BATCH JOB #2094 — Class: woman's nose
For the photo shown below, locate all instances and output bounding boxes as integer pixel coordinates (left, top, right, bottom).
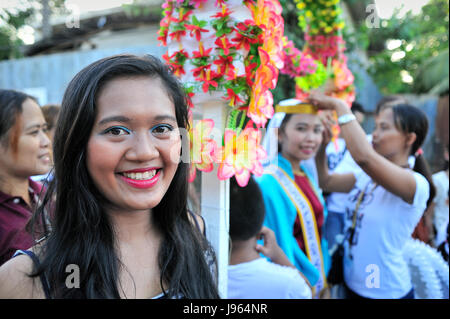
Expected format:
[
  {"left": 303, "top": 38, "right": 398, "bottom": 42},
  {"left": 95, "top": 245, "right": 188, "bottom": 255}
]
[
  {"left": 126, "top": 133, "right": 159, "bottom": 161},
  {"left": 372, "top": 128, "right": 379, "bottom": 140},
  {"left": 40, "top": 130, "right": 51, "bottom": 148},
  {"left": 305, "top": 130, "right": 318, "bottom": 142}
]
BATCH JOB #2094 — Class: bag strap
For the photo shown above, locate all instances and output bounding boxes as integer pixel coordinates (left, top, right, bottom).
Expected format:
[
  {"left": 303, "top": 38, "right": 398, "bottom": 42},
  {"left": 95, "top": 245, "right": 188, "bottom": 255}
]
[{"left": 347, "top": 182, "right": 378, "bottom": 248}]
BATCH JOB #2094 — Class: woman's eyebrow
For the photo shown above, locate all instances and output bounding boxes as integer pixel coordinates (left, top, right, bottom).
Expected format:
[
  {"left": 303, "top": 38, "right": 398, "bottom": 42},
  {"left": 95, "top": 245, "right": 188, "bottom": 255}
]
[
  {"left": 97, "top": 115, "right": 177, "bottom": 126},
  {"left": 98, "top": 115, "right": 131, "bottom": 126},
  {"left": 24, "top": 123, "right": 47, "bottom": 131},
  {"left": 294, "top": 122, "right": 309, "bottom": 126},
  {"left": 154, "top": 115, "right": 177, "bottom": 123}
]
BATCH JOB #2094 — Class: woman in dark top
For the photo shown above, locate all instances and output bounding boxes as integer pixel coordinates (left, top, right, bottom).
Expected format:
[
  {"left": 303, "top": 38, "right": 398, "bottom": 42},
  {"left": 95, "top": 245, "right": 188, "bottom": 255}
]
[
  {"left": 0, "top": 54, "right": 219, "bottom": 299},
  {"left": 0, "top": 90, "right": 51, "bottom": 266}
]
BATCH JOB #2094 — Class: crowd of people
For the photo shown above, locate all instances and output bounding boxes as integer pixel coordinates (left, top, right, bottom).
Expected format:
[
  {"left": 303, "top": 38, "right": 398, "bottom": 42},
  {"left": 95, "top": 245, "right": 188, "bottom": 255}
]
[{"left": 0, "top": 53, "right": 448, "bottom": 299}]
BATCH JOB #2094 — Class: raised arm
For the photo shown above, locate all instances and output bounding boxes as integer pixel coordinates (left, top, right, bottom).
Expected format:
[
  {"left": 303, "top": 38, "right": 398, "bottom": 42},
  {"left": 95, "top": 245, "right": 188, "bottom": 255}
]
[
  {"left": 308, "top": 93, "right": 418, "bottom": 204},
  {"left": 315, "top": 111, "right": 355, "bottom": 193}
]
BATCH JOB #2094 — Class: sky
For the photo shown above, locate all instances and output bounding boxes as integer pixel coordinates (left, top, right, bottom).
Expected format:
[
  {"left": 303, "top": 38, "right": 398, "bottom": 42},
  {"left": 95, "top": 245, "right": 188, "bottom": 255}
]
[
  {"left": 63, "top": 0, "right": 134, "bottom": 13},
  {"left": 374, "top": 0, "right": 431, "bottom": 19}
]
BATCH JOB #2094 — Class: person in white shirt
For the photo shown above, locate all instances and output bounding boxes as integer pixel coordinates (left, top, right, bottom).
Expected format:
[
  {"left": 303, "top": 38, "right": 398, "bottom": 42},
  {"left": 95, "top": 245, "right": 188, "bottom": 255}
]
[
  {"left": 227, "top": 177, "right": 312, "bottom": 299},
  {"left": 431, "top": 144, "right": 449, "bottom": 247},
  {"left": 324, "top": 101, "right": 368, "bottom": 250},
  {"left": 309, "top": 93, "right": 435, "bottom": 299}
]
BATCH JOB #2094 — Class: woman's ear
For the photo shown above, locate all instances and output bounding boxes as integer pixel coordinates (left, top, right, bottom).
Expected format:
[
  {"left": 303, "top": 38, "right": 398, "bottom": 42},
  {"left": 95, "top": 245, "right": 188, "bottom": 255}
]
[{"left": 405, "top": 132, "right": 417, "bottom": 149}]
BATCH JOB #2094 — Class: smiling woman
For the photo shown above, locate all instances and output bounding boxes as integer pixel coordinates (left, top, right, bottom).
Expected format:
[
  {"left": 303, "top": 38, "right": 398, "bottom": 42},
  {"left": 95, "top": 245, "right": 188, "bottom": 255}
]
[
  {"left": 87, "top": 76, "right": 182, "bottom": 214},
  {"left": 0, "top": 54, "right": 219, "bottom": 299}
]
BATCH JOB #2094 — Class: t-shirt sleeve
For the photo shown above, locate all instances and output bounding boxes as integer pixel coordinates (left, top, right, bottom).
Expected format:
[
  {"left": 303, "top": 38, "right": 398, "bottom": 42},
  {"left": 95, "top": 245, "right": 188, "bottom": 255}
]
[
  {"left": 431, "top": 172, "right": 446, "bottom": 204},
  {"left": 411, "top": 172, "right": 430, "bottom": 211},
  {"left": 286, "top": 271, "right": 312, "bottom": 299}
]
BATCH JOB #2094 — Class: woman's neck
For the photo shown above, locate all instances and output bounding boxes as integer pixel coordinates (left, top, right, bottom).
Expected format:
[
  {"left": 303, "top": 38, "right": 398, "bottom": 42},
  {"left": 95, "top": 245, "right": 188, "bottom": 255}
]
[
  {"left": 388, "top": 152, "right": 411, "bottom": 169},
  {"left": 108, "top": 209, "right": 158, "bottom": 245},
  {"left": 0, "top": 174, "right": 30, "bottom": 204},
  {"left": 281, "top": 151, "right": 301, "bottom": 173},
  {"left": 109, "top": 209, "right": 164, "bottom": 299}
]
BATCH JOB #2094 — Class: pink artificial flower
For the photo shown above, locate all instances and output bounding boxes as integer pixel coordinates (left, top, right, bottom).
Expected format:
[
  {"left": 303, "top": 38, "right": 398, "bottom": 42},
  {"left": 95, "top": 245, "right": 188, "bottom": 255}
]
[
  {"left": 188, "top": 118, "right": 219, "bottom": 182},
  {"left": 217, "top": 127, "right": 267, "bottom": 187},
  {"left": 189, "top": 0, "right": 208, "bottom": 8}
]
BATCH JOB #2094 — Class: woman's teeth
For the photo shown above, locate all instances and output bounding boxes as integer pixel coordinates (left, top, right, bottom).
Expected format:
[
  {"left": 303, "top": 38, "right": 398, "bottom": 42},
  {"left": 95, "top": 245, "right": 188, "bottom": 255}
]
[{"left": 122, "top": 170, "right": 157, "bottom": 180}]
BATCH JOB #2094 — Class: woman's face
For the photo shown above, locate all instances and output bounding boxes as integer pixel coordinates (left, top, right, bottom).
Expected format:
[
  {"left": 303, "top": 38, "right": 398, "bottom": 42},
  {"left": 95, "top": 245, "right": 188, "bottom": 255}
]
[
  {"left": 86, "top": 76, "right": 182, "bottom": 213},
  {"left": 0, "top": 98, "right": 51, "bottom": 179},
  {"left": 372, "top": 108, "right": 410, "bottom": 160},
  {"left": 279, "top": 113, "right": 323, "bottom": 163}
]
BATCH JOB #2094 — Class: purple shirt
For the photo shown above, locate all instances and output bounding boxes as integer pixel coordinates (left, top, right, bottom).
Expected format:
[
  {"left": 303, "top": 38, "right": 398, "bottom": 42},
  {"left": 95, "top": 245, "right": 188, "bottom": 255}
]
[{"left": 0, "top": 179, "right": 43, "bottom": 266}]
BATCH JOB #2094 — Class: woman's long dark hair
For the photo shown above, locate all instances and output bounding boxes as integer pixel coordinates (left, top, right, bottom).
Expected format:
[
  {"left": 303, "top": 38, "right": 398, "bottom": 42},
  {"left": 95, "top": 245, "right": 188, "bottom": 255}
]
[
  {"left": 378, "top": 103, "right": 436, "bottom": 207},
  {"left": 30, "top": 54, "right": 219, "bottom": 298}
]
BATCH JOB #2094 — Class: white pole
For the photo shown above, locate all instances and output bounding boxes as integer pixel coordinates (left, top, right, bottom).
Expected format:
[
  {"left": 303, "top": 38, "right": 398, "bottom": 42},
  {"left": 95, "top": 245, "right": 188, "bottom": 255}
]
[{"left": 197, "top": 97, "right": 230, "bottom": 299}]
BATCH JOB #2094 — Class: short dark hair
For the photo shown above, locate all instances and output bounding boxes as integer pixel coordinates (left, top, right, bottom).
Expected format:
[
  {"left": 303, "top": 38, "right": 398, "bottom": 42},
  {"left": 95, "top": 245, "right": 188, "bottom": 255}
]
[{"left": 229, "top": 177, "right": 266, "bottom": 241}]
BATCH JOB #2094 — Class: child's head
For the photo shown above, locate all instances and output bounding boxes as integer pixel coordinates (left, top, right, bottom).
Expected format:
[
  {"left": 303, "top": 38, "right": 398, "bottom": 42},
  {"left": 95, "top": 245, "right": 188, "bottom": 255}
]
[{"left": 229, "top": 176, "right": 265, "bottom": 242}]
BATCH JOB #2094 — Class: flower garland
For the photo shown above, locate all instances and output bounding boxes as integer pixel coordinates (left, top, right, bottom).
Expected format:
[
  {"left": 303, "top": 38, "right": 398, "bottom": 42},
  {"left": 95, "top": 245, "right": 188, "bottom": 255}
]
[
  {"left": 158, "top": 0, "right": 284, "bottom": 187},
  {"left": 278, "top": 0, "right": 355, "bottom": 150},
  {"left": 292, "top": 0, "right": 355, "bottom": 106}
]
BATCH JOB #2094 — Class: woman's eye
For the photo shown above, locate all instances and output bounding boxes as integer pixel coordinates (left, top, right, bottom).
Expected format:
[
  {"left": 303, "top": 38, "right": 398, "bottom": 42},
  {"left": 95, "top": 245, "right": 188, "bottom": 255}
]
[
  {"left": 151, "top": 124, "right": 173, "bottom": 135},
  {"left": 296, "top": 126, "right": 307, "bottom": 132},
  {"left": 104, "top": 126, "right": 130, "bottom": 136}
]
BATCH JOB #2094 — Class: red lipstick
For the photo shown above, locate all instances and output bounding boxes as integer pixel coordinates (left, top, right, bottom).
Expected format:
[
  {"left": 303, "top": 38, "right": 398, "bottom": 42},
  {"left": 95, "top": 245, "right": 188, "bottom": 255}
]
[{"left": 118, "top": 168, "right": 161, "bottom": 189}]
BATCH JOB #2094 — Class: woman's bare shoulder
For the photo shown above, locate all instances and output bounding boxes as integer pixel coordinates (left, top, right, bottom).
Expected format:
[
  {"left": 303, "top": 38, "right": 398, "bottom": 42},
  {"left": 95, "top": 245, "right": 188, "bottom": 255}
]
[
  {"left": 0, "top": 252, "right": 45, "bottom": 299},
  {"left": 187, "top": 210, "right": 205, "bottom": 235}
]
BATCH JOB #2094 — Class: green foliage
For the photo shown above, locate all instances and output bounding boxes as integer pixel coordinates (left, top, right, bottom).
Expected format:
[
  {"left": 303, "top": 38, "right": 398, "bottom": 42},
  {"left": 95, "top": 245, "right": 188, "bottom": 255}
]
[
  {"left": 295, "top": 62, "right": 328, "bottom": 91},
  {"left": 0, "top": 0, "right": 68, "bottom": 61},
  {"left": 0, "top": 8, "right": 33, "bottom": 60},
  {"left": 346, "top": 0, "right": 449, "bottom": 94},
  {"left": 122, "top": 1, "right": 160, "bottom": 17}
]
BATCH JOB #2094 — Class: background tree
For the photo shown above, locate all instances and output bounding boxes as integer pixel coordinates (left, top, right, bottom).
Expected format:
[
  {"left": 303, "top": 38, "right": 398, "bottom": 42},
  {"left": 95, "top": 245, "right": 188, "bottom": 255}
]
[
  {"left": 345, "top": 0, "right": 449, "bottom": 95},
  {"left": 0, "top": 0, "right": 67, "bottom": 61},
  {"left": 0, "top": 7, "right": 33, "bottom": 60}
]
